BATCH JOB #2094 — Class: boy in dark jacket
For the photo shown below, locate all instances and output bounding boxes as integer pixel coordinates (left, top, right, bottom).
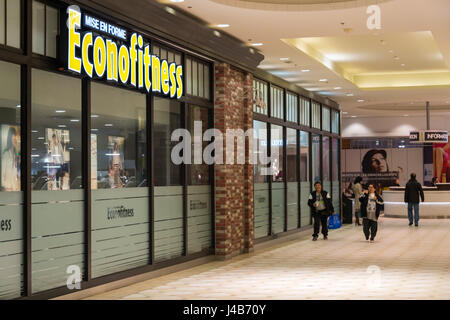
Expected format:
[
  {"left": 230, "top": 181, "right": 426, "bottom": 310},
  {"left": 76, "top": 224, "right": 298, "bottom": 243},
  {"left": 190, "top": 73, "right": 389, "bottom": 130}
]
[
  {"left": 359, "top": 184, "right": 384, "bottom": 242},
  {"left": 308, "top": 181, "right": 335, "bottom": 241},
  {"left": 404, "top": 173, "right": 424, "bottom": 227}
]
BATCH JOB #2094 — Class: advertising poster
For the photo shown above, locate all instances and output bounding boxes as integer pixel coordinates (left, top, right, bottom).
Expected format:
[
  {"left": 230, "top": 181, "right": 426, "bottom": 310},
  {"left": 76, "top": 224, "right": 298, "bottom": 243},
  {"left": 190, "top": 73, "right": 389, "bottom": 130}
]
[
  {"left": 45, "top": 128, "right": 70, "bottom": 190},
  {"left": 107, "top": 136, "right": 124, "bottom": 188},
  {"left": 433, "top": 142, "right": 450, "bottom": 183},
  {"left": 0, "top": 125, "right": 21, "bottom": 192}
]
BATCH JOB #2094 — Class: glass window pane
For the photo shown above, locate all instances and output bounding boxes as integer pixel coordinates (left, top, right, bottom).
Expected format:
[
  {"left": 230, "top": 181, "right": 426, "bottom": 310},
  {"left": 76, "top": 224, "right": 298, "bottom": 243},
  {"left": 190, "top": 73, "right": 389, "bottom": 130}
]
[
  {"left": 188, "top": 105, "right": 209, "bottom": 185},
  {"left": 332, "top": 138, "right": 340, "bottom": 213},
  {"left": 154, "top": 97, "right": 181, "bottom": 186},
  {"left": 204, "top": 64, "right": 210, "bottom": 100},
  {"left": 322, "top": 106, "right": 331, "bottom": 132},
  {"left": 300, "top": 131, "right": 310, "bottom": 226},
  {"left": 6, "top": 0, "right": 20, "bottom": 48},
  {"left": 253, "top": 120, "right": 269, "bottom": 238},
  {"left": 312, "top": 102, "right": 321, "bottom": 129},
  {"left": 91, "top": 82, "right": 148, "bottom": 277},
  {"left": 286, "top": 128, "right": 298, "bottom": 231},
  {"left": 31, "top": 69, "right": 84, "bottom": 293},
  {"left": 45, "top": 5, "right": 58, "bottom": 58},
  {"left": 160, "top": 48, "right": 167, "bottom": 61},
  {"left": 0, "top": 61, "right": 22, "bottom": 299},
  {"left": 175, "top": 53, "right": 181, "bottom": 65},
  {"left": 198, "top": 63, "right": 204, "bottom": 98},
  {"left": 192, "top": 60, "right": 198, "bottom": 96},
  {"left": 0, "top": 0, "right": 5, "bottom": 45},
  {"left": 312, "top": 134, "right": 321, "bottom": 183},
  {"left": 271, "top": 125, "right": 284, "bottom": 233},
  {"left": 32, "top": 0, "right": 45, "bottom": 55},
  {"left": 322, "top": 136, "right": 330, "bottom": 193},
  {"left": 186, "top": 58, "right": 192, "bottom": 95}
]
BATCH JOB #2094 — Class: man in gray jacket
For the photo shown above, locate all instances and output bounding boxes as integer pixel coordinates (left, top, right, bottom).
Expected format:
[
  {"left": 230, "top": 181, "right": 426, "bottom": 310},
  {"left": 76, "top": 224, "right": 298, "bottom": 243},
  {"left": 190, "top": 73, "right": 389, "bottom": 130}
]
[{"left": 404, "top": 173, "right": 425, "bottom": 227}]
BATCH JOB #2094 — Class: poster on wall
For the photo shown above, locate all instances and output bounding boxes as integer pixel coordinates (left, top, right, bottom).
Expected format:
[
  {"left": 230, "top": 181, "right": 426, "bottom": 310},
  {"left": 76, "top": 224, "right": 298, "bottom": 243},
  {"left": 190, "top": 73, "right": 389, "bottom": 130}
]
[
  {"left": 45, "top": 128, "right": 70, "bottom": 190},
  {"left": 107, "top": 136, "right": 125, "bottom": 188},
  {"left": 433, "top": 142, "right": 450, "bottom": 183},
  {"left": 0, "top": 125, "right": 21, "bottom": 192}
]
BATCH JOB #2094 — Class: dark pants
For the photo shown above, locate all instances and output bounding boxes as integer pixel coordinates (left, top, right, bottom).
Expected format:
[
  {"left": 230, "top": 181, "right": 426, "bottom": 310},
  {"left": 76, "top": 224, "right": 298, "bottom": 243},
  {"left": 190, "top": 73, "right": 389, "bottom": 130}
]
[
  {"left": 407, "top": 203, "right": 419, "bottom": 225},
  {"left": 313, "top": 212, "right": 329, "bottom": 238},
  {"left": 363, "top": 218, "right": 378, "bottom": 240}
]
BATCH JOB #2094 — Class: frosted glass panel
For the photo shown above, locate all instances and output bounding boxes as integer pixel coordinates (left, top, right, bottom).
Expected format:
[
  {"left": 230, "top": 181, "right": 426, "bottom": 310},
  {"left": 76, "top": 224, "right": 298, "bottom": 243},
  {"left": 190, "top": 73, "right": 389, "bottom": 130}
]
[
  {"left": 45, "top": 6, "right": 58, "bottom": 58},
  {"left": 32, "top": 0, "right": 45, "bottom": 55},
  {"left": 254, "top": 183, "right": 269, "bottom": 238},
  {"left": 186, "top": 58, "right": 192, "bottom": 95},
  {"left": 287, "top": 182, "right": 298, "bottom": 230},
  {"left": 192, "top": 60, "right": 198, "bottom": 96},
  {"left": 6, "top": 0, "right": 20, "bottom": 48},
  {"left": 300, "top": 182, "right": 311, "bottom": 226},
  {"left": 187, "top": 185, "right": 211, "bottom": 254},
  {"left": 154, "top": 186, "right": 183, "bottom": 262},
  {"left": 198, "top": 64, "right": 204, "bottom": 98},
  {"left": 204, "top": 65, "right": 210, "bottom": 99},
  {"left": 0, "top": 0, "right": 5, "bottom": 45},
  {"left": 322, "top": 107, "right": 331, "bottom": 132},
  {"left": 271, "top": 182, "right": 284, "bottom": 234}
]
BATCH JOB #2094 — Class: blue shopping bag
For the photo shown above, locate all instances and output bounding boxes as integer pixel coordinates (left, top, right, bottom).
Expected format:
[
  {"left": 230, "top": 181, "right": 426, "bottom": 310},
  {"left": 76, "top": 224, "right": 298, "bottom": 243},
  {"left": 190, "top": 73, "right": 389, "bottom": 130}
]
[{"left": 328, "top": 213, "right": 342, "bottom": 229}]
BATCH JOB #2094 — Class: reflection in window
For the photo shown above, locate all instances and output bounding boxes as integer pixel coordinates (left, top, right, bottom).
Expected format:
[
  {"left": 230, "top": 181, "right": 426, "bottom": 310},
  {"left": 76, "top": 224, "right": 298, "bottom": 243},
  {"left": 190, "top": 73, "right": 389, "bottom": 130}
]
[
  {"left": 153, "top": 97, "right": 181, "bottom": 186},
  {"left": 31, "top": 69, "right": 81, "bottom": 191},
  {"left": 91, "top": 82, "right": 146, "bottom": 189},
  {"left": 188, "top": 105, "right": 210, "bottom": 185},
  {"left": 253, "top": 120, "right": 268, "bottom": 183},
  {"left": 271, "top": 124, "right": 283, "bottom": 182}
]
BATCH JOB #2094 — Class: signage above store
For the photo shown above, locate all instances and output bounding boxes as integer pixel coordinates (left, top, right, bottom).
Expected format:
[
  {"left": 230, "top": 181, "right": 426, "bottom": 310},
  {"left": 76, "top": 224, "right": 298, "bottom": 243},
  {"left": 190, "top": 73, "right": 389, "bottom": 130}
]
[
  {"left": 64, "top": 7, "right": 183, "bottom": 99},
  {"left": 409, "top": 130, "right": 448, "bottom": 143}
]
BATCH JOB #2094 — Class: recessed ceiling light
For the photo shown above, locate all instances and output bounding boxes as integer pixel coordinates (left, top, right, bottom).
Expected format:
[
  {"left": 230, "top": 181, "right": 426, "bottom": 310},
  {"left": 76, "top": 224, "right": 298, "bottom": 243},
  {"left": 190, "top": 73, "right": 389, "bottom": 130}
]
[
  {"left": 250, "top": 43, "right": 263, "bottom": 46},
  {"left": 165, "top": 7, "right": 176, "bottom": 15},
  {"left": 104, "top": 124, "right": 113, "bottom": 127},
  {"left": 280, "top": 57, "right": 289, "bottom": 61},
  {"left": 216, "top": 24, "right": 230, "bottom": 28},
  {"left": 16, "top": 105, "right": 21, "bottom": 108},
  {"left": 388, "top": 50, "right": 394, "bottom": 53},
  {"left": 55, "top": 110, "right": 66, "bottom": 113},
  {"left": 70, "top": 119, "right": 79, "bottom": 122},
  {"left": 404, "top": 114, "right": 409, "bottom": 117},
  {"left": 91, "top": 114, "right": 99, "bottom": 118},
  {"left": 319, "top": 79, "right": 328, "bottom": 82},
  {"left": 357, "top": 99, "right": 365, "bottom": 102},
  {"left": 249, "top": 48, "right": 255, "bottom": 54},
  {"left": 301, "top": 69, "right": 310, "bottom": 72},
  {"left": 91, "top": 129, "right": 98, "bottom": 132},
  {"left": 351, "top": 115, "right": 357, "bottom": 118},
  {"left": 401, "top": 63, "right": 406, "bottom": 67},
  {"left": 170, "top": 0, "right": 184, "bottom": 2},
  {"left": 334, "top": 87, "right": 342, "bottom": 90},
  {"left": 38, "top": 137, "right": 44, "bottom": 140},
  {"left": 213, "top": 30, "right": 221, "bottom": 37},
  {"left": 346, "top": 93, "right": 354, "bottom": 97},
  {"left": 343, "top": 111, "right": 348, "bottom": 114},
  {"left": 58, "top": 125, "right": 67, "bottom": 128},
  {"left": 394, "top": 56, "right": 400, "bottom": 60}
]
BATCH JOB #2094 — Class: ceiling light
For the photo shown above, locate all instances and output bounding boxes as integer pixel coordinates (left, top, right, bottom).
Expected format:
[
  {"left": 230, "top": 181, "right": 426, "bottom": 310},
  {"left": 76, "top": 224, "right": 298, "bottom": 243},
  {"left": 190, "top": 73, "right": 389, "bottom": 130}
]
[
  {"left": 213, "top": 30, "right": 221, "bottom": 37},
  {"left": 346, "top": 93, "right": 354, "bottom": 97},
  {"left": 357, "top": 99, "right": 365, "bottom": 102},
  {"left": 170, "top": 0, "right": 184, "bottom": 2},
  {"left": 249, "top": 48, "right": 255, "bottom": 54},
  {"left": 38, "top": 137, "right": 44, "bottom": 140},
  {"left": 165, "top": 7, "right": 176, "bottom": 15},
  {"left": 250, "top": 43, "right": 263, "bottom": 46},
  {"left": 388, "top": 50, "right": 394, "bottom": 53},
  {"left": 394, "top": 56, "right": 400, "bottom": 60},
  {"left": 216, "top": 24, "right": 230, "bottom": 28},
  {"left": 104, "top": 124, "right": 113, "bottom": 127},
  {"left": 319, "top": 79, "right": 328, "bottom": 82},
  {"left": 301, "top": 69, "right": 310, "bottom": 72},
  {"left": 55, "top": 110, "right": 66, "bottom": 113},
  {"left": 91, "top": 114, "right": 99, "bottom": 118},
  {"left": 16, "top": 105, "right": 21, "bottom": 108},
  {"left": 58, "top": 125, "right": 67, "bottom": 128},
  {"left": 91, "top": 129, "right": 98, "bottom": 132},
  {"left": 280, "top": 57, "right": 290, "bottom": 61},
  {"left": 351, "top": 115, "right": 357, "bottom": 118},
  {"left": 334, "top": 87, "right": 342, "bottom": 90},
  {"left": 404, "top": 114, "right": 409, "bottom": 117},
  {"left": 343, "top": 111, "right": 348, "bottom": 114},
  {"left": 401, "top": 63, "right": 406, "bottom": 67},
  {"left": 70, "top": 119, "right": 79, "bottom": 122}
]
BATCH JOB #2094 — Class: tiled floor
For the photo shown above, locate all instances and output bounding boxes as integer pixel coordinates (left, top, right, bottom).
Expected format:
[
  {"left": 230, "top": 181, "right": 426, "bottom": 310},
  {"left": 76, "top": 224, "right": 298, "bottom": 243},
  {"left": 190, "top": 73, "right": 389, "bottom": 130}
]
[{"left": 85, "top": 218, "right": 450, "bottom": 300}]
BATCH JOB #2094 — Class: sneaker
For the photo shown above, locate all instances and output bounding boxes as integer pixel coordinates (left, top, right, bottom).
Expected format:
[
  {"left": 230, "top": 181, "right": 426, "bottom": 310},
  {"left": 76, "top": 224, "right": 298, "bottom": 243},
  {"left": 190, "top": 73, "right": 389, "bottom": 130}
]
[
  {"left": 323, "top": 236, "right": 328, "bottom": 240},
  {"left": 312, "top": 237, "right": 318, "bottom": 241},
  {"left": 366, "top": 237, "right": 369, "bottom": 241},
  {"left": 409, "top": 222, "right": 413, "bottom": 226},
  {"left": 415, "top": 224, "right": 418, "bottom": 227}
]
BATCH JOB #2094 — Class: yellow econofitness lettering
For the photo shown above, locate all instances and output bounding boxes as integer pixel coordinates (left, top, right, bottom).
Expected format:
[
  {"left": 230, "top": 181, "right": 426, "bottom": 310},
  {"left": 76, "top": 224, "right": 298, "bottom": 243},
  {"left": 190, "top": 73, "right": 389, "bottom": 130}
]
[{"left": 67, "top": 9, "right": 183, "bottom": 98}]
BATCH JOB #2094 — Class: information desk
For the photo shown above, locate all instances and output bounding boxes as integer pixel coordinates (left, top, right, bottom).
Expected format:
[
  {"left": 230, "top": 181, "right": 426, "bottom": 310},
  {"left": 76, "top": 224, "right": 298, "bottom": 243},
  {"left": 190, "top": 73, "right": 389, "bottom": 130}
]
[{"left": 383, "top": 187, "right": 450, "bottom": 219}]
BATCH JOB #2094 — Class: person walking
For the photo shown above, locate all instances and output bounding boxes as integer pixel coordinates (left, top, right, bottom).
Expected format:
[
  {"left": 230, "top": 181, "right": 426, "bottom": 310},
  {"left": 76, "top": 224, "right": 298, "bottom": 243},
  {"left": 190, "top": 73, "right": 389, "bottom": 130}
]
[
  {"left": 308, "top": 181, "right": 335, "bottom": 241},
  {"left": 404, "top": 173, "right": 425, "bottom": 227},
  {"left": 359, "top": 183, "right": 384, "bottom": 242},
  {"left": 352, "top": 176, "right": 363, "bottom": 226}
]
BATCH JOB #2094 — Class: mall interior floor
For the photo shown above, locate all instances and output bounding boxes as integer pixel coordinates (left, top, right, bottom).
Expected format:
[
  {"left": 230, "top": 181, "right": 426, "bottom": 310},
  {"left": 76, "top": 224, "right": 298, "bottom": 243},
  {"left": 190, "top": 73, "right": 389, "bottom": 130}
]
[{"left": 84, "top": 218, "right": 450, "bottom": 300}]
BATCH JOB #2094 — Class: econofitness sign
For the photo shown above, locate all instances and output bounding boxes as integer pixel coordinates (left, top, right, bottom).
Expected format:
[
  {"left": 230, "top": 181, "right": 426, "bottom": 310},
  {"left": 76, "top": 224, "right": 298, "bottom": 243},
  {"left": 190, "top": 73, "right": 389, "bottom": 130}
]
[{"left": 64, "top": 6, "right": 183, "bottom": 99}]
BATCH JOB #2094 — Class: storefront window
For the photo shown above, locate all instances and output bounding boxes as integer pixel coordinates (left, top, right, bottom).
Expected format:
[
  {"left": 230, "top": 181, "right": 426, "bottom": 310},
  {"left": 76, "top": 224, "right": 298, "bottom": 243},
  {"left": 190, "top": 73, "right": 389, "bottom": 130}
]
[
  {"left": 286, "top": 128, "right": 298, "bottom": 230},
  {"left": 270, "top": 86, "right": 284, "bottom": 119},
  {"left": 31, "top": 69, "right": 83, "bottom": 293},
  {"left": 187, "top": 105, "right": 211, "bottom": 254},
  {"left": 332, "top": 110, "right": 340, "bottom": 134},
  {"left": 32, "top": 1, "right": 59, "bottom": 58},
  {"left": 322, "top": 106, "right": 331, "bottom": 132},
  {"left": 153, "top": 96, "right": 183, "bottom": 262},
  {"left": 300, "top": 131, "right": 311, "bottom": 226},
  {"left": 0, "top": 0, "right": 20, "bottom": 48},
  {"left": 300, "top": 97, "right": 310, "bottom": 127},
  {"left": 0, "top": 61, "right": 22, "bottom": 299},
  {"left": 253, "top": 79, "right": 268, "bottom": 115},
  {"left": 332, "top": 138, "right": 340, "bottom": 215},
  {"left": 253, "top": 120, "right": 269, "bottom": 238},
  {"left": 312, "top": 134, "right": 321, "bottom": 183},
  {"left": 323, "top": 136, "right": 331, "bottom": 194},
  {"left": 91, "top": 82, "right": 149, "bottom": 277},
  {"left": 286, "top": 92, "right": 297, "bottom": 123},
  {"left": 271, "top": 124, "right": 284, "bottom": 234},
  {"left": 312, "top": 102, "right": 321, "bottom": 129},
  {"left": 185, "top": 57, "right": 210, "bottom": 100}
]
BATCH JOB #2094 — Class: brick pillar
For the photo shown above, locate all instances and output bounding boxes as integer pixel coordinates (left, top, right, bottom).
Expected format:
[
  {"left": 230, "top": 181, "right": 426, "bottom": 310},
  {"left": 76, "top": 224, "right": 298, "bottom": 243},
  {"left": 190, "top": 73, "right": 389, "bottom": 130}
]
[{"left": 214, "top": 63, "right": 254, "bottom": 259}]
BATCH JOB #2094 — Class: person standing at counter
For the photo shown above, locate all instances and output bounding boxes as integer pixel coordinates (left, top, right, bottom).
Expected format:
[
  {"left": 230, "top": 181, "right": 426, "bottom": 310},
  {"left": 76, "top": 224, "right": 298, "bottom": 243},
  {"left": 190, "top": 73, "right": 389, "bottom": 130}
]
[
  {"left": 404, "top": 173, "right": 424, "bottom": 227},
  {"left": 359, "top": 184, "right": 384, "bottom": 242}
]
